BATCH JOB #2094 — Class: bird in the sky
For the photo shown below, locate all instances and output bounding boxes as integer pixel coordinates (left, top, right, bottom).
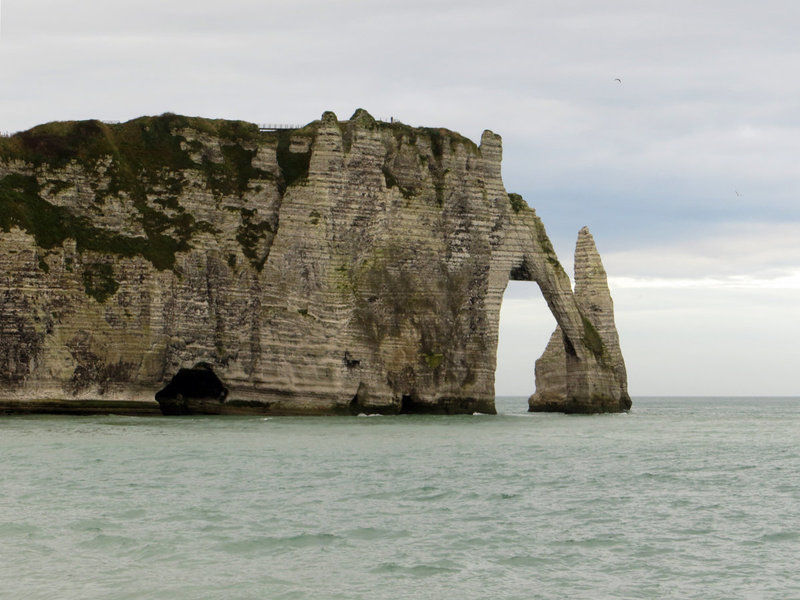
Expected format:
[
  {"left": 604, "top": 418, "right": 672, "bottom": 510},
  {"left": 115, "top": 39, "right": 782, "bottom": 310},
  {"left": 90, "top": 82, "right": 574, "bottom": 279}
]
[{"left": 614, "top": 78, "right": 622, "bottom": 83}]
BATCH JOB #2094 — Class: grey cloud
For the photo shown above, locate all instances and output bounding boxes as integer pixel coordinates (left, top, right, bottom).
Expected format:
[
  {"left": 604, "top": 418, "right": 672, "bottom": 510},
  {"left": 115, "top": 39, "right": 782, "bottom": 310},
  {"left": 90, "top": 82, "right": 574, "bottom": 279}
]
[{"left": 3, "top": 0, "right": 800, "bottom": 244}]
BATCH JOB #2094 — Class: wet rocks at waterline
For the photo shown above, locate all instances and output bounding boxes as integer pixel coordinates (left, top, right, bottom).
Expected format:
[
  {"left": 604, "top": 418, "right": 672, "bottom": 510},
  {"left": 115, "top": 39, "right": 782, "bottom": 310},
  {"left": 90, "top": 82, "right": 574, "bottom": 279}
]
[{"left": 0, "top": 110, "right": 630, "bottom": 415}]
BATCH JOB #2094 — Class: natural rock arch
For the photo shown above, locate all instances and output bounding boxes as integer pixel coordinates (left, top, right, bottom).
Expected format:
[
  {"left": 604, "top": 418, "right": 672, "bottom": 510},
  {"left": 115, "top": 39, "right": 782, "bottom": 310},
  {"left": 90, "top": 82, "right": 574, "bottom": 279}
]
[
  {"left": 513, "top": 228, "right": 630, "bottom": 413},
  {"left": 488, "top": 213, "right": 630, "bottom": 414}
]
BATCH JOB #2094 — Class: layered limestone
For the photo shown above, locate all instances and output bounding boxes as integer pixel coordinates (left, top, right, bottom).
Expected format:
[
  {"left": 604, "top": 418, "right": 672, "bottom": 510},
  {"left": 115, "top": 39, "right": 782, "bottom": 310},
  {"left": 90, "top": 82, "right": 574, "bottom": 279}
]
[
  {"left": 529, "top": 227, "right": 631, "bottom": 412},
  {"left": 0, "top": 110, "right": 630, "bottom": 414}
]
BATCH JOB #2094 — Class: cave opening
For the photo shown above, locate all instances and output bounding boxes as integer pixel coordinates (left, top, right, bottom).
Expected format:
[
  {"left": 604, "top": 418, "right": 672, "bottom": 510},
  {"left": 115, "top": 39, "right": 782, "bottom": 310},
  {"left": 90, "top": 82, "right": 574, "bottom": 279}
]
[
  {"left": 495, "top": 280, "right": 556, "bottom": 413},
  {"left": 155, "top": 364, "right": 229, "bottom": 404},
  {"left": 399, "top": 394, "right": 413, "bottom": 414}
]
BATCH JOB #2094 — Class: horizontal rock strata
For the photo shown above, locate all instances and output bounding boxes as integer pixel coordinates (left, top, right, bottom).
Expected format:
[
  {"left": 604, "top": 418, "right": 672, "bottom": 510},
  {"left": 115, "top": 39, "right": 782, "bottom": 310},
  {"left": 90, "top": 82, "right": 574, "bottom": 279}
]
[{"left": 0, "top": 110, "right": 630, "bottom": 414}]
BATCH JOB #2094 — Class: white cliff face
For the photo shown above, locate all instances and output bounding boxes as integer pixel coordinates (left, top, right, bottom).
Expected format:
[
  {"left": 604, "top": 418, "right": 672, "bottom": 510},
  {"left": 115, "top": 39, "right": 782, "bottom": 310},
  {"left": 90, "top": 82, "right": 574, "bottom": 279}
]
[
  {"left": 0, "top": 110, "right": 629, "bottom": 414},
  {"left": 574, "top": 226, "right": 628, "bottom": 403}
]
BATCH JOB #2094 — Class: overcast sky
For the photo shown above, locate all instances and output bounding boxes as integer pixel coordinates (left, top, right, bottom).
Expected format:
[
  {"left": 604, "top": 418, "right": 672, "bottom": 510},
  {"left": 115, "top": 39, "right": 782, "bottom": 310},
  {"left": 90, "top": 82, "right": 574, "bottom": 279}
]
[{"left": 2, "top": 0, "right": 799, "bottom": 396}]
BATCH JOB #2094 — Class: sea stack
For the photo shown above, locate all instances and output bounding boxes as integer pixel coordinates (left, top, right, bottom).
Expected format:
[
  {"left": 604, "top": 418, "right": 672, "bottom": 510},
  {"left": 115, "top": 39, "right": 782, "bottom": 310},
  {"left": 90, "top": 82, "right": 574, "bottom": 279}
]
[
  {"left": 529, "top": 227, "right": 631, "bottom": 412},
  {"left": 0, "top": 110, "right": 629, "bottom": 415}
]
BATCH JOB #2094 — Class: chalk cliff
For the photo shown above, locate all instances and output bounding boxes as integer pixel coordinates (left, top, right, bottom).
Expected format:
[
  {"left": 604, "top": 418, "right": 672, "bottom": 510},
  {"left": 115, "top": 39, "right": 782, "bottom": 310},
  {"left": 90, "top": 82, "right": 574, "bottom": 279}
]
[{"left": 0, "top": 110, "right": 630, "bottom": 414}]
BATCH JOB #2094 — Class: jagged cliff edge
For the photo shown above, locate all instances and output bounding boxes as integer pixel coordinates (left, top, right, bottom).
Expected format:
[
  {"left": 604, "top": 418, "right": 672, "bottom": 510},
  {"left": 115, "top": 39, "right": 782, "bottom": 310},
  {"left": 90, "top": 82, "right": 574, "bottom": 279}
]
[{"left": 0, "top": 109, "right": 630, "bottom": 415}]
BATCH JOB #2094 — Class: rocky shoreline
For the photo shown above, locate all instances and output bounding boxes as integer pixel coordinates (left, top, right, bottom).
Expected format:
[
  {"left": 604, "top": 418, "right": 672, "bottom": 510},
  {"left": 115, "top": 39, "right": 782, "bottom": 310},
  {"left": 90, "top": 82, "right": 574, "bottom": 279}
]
[{"left": 0, "top": 399, "right": 161, "bottom": 416}]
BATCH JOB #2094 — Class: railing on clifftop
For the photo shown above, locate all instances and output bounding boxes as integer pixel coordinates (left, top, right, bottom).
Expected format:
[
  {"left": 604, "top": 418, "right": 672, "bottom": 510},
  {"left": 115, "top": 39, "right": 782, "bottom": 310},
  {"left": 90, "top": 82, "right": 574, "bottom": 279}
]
[
  {"left": 258, "top": 118, "right": 396, "bottom": 132},
  {"left": 258, "top": 123, "right": 304, "bottom": 131}
]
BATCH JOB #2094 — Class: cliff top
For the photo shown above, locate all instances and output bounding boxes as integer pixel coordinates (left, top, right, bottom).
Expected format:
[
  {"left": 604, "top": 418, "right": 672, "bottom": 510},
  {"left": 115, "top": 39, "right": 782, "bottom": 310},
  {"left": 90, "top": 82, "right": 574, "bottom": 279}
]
[
  {"left": 0, "top": 110, "right": 512, "bottom": 273},
  {"left": 0, "top": 109, "right": 481, "bottom": 169}
]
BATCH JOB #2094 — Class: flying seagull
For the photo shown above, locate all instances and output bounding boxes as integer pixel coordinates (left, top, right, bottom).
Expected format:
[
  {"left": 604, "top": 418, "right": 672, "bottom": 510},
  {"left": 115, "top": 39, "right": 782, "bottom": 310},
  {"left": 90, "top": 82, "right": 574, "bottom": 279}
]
[{"left": 614, "top": 78, "right": 622, "bottom": 83}]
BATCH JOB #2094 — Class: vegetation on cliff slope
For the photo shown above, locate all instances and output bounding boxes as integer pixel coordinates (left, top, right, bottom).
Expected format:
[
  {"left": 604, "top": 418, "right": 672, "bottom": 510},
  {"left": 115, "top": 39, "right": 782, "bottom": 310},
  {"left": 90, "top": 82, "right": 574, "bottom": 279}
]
[
  {"left": 0, "top": 172, "right": 181, "bottom": 271},
  {"left": 0, "top": 115, "right": 280, "bottom": 271}
]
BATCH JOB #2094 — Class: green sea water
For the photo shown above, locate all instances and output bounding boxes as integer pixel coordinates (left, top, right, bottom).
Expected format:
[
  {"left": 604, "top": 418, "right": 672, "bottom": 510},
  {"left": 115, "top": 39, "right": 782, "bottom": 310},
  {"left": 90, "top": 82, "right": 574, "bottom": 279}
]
[{"left": 1, "top": 397, "right": 799, "bottom": 599}]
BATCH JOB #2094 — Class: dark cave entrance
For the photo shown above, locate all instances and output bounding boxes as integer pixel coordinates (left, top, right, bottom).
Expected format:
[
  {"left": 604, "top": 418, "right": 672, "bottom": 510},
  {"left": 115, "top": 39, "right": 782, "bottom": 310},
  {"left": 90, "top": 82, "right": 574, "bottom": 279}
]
[
  {"left": 155, "top": 364, "right": 229, "bottom": 405},
  {"left": 399, "top": 394, "right": 414, "bottom": 414}
]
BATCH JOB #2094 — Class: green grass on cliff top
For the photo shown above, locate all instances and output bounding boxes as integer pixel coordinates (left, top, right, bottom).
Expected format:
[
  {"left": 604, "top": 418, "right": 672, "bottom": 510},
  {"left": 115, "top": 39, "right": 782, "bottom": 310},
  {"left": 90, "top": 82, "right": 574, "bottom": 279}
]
[{"left": 0, "top": 115, "right": 264, "bottom": 169}]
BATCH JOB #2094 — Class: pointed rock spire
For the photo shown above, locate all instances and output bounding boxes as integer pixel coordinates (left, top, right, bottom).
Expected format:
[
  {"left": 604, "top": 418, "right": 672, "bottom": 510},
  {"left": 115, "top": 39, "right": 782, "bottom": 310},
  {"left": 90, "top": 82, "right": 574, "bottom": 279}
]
[
  {"left": 529, "top": 227, "right": 630, "bottom": 412},
  {"left": 574, "top": 227, "right": 628, "bottom": 402}
]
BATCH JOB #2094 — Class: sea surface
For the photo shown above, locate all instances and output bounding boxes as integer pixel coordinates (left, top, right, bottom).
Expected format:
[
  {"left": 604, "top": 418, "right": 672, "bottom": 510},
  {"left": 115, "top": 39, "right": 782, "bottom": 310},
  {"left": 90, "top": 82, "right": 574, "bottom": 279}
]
[{"left": 1, "top": 397, "right": 799, "bottom": 600}]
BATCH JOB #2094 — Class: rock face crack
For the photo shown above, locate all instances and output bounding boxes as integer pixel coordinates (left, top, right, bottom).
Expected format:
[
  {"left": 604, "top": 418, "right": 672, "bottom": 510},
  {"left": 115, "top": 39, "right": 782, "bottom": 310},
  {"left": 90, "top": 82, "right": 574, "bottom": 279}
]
[{"left": 0, "top": 110, "right": 630, "bottom": 414}]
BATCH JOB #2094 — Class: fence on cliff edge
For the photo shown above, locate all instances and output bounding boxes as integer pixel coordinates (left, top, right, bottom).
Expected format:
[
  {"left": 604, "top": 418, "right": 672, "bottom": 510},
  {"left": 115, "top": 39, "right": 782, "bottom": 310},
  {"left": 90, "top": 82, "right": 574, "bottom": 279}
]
[
  {"left": 258, "top": 117, "right": 396, "bottom": 132},
  {"left": 0, "top": 118, "right": 399, "bottom": 138},
  {"left": 258, "top": 123, "right": 304, "bottom": 131}
]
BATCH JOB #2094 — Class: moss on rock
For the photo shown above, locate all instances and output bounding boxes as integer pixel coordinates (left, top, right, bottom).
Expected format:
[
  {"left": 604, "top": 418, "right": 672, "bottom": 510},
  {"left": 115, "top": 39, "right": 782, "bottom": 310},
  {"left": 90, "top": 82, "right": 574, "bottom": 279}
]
[
  {"left": 82, "top": 263, "right": 119, "bottom": 303},
  {"left": 508, "top": 193, "right": 526, "bottom": 213}
]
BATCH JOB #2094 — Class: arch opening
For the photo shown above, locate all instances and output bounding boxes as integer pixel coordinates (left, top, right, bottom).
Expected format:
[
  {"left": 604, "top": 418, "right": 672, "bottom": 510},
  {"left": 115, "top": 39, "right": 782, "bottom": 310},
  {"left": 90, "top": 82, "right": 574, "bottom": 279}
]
[{"left": 495, "top": 280, "right": 557, "bottom": 413}]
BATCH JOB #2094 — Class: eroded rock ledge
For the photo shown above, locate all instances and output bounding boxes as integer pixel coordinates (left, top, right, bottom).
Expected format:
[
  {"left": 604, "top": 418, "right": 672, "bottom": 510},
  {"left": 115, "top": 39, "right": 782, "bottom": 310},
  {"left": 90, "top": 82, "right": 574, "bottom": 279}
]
[{"left": 0, "top": 110, "right": 630, "bottom": 415}]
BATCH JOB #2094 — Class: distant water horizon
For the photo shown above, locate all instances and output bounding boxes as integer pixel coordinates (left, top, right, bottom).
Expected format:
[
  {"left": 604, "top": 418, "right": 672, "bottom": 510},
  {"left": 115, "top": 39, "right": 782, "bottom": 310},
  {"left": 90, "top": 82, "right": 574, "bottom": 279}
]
[
  {"left": 2, "top": 396, "right": 798, "bottom": 599},
  {"left": 499, "top": 395, "right": 800, "bottom": 402}
]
